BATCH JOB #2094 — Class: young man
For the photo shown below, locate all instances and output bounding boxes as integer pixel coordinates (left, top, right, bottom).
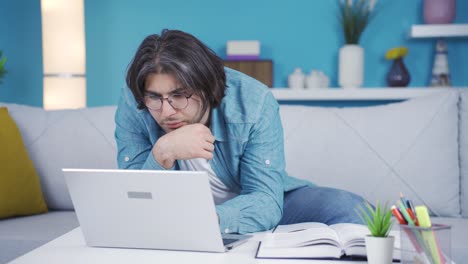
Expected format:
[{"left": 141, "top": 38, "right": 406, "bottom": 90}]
[{"left": 115, "top": 29, "right": 365, "bottom": 234}]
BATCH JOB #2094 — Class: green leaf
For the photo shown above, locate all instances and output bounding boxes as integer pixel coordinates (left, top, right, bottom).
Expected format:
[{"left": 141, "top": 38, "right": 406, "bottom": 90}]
[
  {"left": 0, "top": 57, "right": 6, "bottom": 67},
  {"left": 356, "top": 200, "right": 394, "bottom": 237},
  {"left": 0, "top": 50, "right": 7, "bottom": 85},
  {"left": 337, "top": 0, "right": 377, "bottom": 44}
]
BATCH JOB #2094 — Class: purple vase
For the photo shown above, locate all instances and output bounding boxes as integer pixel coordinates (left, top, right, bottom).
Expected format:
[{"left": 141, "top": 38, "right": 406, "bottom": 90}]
[
  {"left": 424, "top": 0, "right": 456, "bottom": 24},
  {"left": 386, "top": 58, "right": 410, "bottom": 87}
]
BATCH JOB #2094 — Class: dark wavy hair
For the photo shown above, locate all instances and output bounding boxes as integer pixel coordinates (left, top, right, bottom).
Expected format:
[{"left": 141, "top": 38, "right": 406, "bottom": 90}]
[{"left": 126, "top": 29, "right": 226, "bottom": 119}]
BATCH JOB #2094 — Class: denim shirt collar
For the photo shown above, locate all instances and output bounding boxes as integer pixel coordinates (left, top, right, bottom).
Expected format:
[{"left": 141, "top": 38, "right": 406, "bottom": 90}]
[{"left": 210, "top": 107, "right": 227, "bottom": 142}]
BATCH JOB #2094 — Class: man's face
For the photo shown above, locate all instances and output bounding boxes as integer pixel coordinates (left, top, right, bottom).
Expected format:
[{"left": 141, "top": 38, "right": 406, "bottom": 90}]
[{"left": 144, "top": 73, "right": 209, "bottom": 133}]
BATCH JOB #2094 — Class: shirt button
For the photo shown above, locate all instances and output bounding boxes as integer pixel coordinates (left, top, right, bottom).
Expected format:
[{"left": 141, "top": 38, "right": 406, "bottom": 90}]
[
  {"left": 265, "top": 159, "right": 270, "bottom": 165},
  {"left": 124, "top": 156, "right": 130, "bottom": 162},
  {"left": 224, "top": 228, "right": 230, "bottom": 234}
]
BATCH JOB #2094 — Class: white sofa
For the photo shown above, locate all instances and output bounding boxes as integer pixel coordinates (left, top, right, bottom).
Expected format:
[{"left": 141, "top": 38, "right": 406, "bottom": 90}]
[{"left": 1, "top": 89, "right": 467, "bottom": 263}]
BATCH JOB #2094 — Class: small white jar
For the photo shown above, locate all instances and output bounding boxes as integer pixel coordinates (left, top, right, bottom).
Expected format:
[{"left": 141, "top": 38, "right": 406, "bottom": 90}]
[{"left": 288, "top": 68, "right": 305, "bottom": 89}]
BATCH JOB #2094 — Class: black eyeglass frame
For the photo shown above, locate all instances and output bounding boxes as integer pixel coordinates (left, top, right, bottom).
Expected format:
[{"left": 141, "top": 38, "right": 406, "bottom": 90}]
[{"left": 143, "top": 92, "right": 194, "bottom": 111}]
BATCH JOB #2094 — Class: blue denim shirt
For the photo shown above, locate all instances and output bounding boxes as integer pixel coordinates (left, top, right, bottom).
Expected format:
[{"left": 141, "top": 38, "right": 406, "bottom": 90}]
[{"left": 115, "top": 68, "right": 312, "bottom": 234}]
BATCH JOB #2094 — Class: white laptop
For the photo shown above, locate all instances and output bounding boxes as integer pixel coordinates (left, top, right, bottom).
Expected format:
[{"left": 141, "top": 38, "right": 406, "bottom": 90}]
[{"left": 63, "top": 168, "right": 251, "bottom": 253}]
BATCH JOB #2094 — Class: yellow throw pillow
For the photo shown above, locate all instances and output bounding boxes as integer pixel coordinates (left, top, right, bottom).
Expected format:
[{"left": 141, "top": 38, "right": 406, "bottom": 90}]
[{"left": 0, "top": 107, "right": 48, "bottom": 218}]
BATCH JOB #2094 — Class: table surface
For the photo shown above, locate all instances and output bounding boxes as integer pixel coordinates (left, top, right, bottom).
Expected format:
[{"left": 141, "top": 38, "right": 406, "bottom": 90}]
[{"left": 8, "top": 227, "right": 373, "bottom": 264}]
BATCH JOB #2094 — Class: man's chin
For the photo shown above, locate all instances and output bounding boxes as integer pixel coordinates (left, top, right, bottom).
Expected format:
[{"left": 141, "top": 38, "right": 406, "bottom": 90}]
[{"left": 162, "top": 126, "right": 175, "bottom": 133}]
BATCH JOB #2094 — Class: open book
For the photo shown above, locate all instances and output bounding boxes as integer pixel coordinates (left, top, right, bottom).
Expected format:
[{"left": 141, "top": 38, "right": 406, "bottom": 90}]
[{"left": 256, "top": 222, "right": 389, "bottom": 260}]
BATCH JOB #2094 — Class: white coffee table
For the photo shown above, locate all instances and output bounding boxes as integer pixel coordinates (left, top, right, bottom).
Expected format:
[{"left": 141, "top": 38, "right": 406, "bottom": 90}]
[{"left": 8, "top": 227, "right": 368, "bottom": 264}]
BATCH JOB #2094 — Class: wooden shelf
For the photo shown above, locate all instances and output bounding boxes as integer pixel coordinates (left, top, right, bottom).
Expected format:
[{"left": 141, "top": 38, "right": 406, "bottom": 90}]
[
  {"left": 270, "top": 87, "right": 462, "bottom": 101},
  {"left": 409, "top": 24, "right": 468, "bottom": 38}
]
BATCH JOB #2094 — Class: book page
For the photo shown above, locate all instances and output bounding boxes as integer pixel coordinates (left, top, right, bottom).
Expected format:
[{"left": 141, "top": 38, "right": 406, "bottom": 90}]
[
  {"left": 330, "top": 223, "right": 369, "bottom": 247},
  {"left": 256, "top": 243, "right": 343, "bottom": 259},
  {"left": 330, "top": 224, "right": 402, "bottom": 259},
  {"left": 330, "top": 223, "right": 368, "bottom": 256},
  {"left": 274, "top": 222, "right": 329, "bottom": 233},
  {"left": 262, "top": 223, "right": 340, "bottom": 248},
  {"left": 257, "top": 222, "right": 344, "bottom": 259}
]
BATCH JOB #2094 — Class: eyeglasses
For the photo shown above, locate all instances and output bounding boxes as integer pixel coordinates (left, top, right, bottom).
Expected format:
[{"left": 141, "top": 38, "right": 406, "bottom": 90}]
[{"left": 143, "top": 92, "right": 193, "bottom": 111}]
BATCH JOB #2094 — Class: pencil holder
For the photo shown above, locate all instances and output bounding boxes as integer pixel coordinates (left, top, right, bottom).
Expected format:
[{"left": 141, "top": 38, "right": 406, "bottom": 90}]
[{"left": 400, "top": 224, "right": 451, "bottom": 264}]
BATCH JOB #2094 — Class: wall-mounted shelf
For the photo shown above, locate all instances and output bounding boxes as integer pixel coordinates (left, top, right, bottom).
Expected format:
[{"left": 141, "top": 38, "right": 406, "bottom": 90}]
[
  {"left": 410, "top": 24, "right": 468, "bottom": 38},
  {"left": 271, "top": 87, "right": 462, "bottom": 101}
]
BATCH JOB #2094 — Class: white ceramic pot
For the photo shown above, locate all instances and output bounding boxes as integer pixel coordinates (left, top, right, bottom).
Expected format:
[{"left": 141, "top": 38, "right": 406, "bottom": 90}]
[
  {"left": 305, "top": 71, "right": 322, "bottom": 89},
  {"left": 288, "top": 67, "right": 305, "bottom": 90},
  {"left": 365, "top": 235, "right": 395, "bottom": 264},
  {"left": 339, "top": 44, "right": 364, "bottom": 88}
]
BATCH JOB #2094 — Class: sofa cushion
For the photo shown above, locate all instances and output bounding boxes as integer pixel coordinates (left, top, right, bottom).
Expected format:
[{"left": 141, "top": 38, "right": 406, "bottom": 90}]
[
  {"left": 0, "top": 211, "right": 78, "bottom": 263},
  {"left": 0, "top": 103, "right": 118, "bottom": 210},
  {"left": 0, "top": 211, "right": 78, "bottom": 241},
  {"left": 0, "top": 240, "right": 44, "bottom": 264},
  {"left": 0, "top": 107, "right": 48, "bottom": 219},
  {"left": 460, "top": 90, "right": 468, "bottom": 217},
  {"left": 280, "top": 90, "right": 460, "bottom": 217}
]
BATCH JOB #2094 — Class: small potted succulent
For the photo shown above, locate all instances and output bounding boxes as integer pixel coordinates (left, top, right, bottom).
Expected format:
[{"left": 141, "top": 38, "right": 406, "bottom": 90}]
[
  {"left": 0, "top": 51, "right": 7, "bottom": 85},
  {"left": 357, "top": 200, "right": 394, "bottom": 264}
]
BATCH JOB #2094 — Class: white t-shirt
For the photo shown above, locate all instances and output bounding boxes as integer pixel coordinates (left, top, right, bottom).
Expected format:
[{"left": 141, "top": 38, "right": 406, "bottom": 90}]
[{"left": 178, "top": 158, "right": 238, "bottom": 205}]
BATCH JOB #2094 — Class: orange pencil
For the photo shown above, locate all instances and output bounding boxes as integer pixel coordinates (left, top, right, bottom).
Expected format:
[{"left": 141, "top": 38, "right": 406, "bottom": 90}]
[
  {"left": 406, "top": 208, "right": 419, "bottom": 226},
  {"left": 391, "top": 205, "right": 406, "bottom": 224}
]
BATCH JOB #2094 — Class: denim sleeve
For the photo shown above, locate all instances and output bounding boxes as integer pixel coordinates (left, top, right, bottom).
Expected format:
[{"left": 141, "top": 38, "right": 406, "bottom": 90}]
[
  {"left": 114, "top": 89, "right": 173, "bottom": 170},
  {"left": 216, "top": 92, "right": 285, "bottom": 234}
]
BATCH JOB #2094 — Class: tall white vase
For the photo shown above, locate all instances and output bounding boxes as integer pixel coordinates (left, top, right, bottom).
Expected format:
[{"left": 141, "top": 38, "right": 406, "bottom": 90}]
[{"left": 339, "top": 44, "right": 364, "bottom": 88}]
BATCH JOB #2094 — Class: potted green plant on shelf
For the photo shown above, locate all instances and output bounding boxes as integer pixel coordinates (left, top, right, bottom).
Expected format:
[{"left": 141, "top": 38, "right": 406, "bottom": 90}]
[
  {"left": 357, "top": 200, "right": 394, "bottom": 264},
  {"left": 0, "top": 51, "right": 7, "bottom": 85},
  {"left": 338, "top": 0, "right": 378, "bottom": 88}
]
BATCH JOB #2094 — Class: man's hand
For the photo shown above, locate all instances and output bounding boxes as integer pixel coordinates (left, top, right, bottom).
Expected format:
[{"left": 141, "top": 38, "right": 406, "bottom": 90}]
[{"left": 153, "top": 124, "right": 215, "bottom": 169}]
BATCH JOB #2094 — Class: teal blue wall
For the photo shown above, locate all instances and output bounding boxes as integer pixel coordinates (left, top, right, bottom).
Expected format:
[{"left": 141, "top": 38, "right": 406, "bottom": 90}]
[
  {"left": 0, "top": 0, "right": 43, "bottom": 106},
  {"left": 0, "top": 0, "right": 467, "bottom": 107},
  {"left": 85, "top": 0, "right": 468, "bottom": 107}
]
